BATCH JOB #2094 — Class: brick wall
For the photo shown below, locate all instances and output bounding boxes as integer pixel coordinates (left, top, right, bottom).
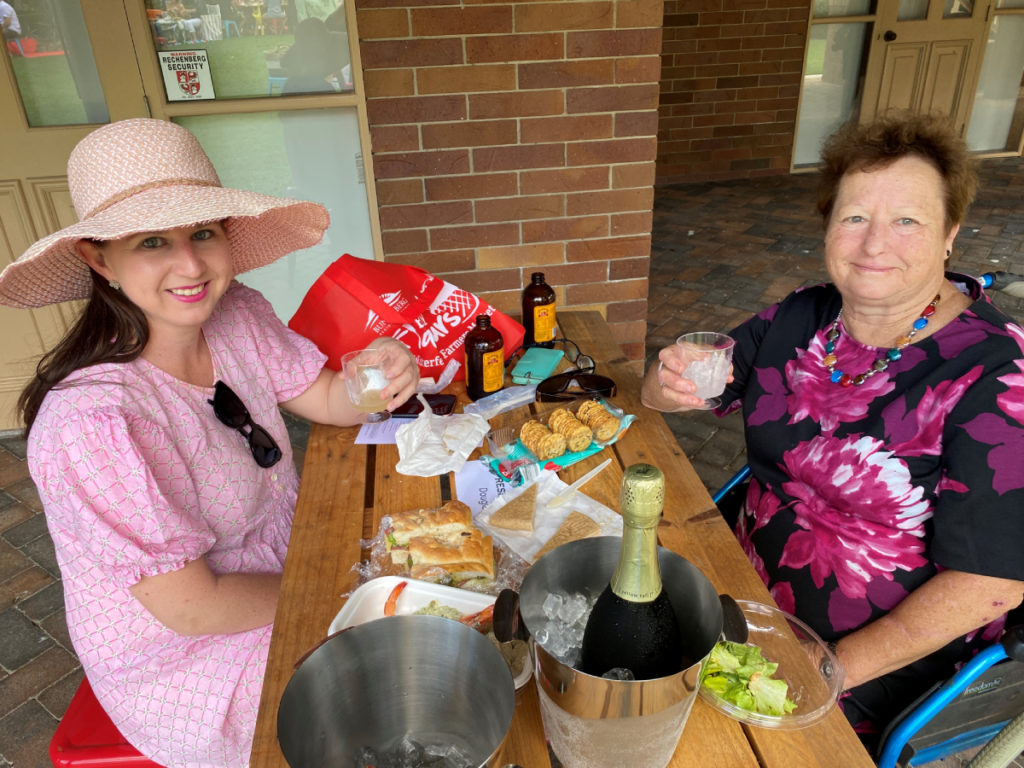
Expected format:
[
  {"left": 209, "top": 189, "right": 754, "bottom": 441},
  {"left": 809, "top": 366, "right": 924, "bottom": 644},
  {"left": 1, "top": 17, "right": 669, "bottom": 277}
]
[
  {"left": 656, "top": 0, "right": 809, "bottom": 184},
  {"left": 356, "top": 0, "right": 665, "bottom": 363}
]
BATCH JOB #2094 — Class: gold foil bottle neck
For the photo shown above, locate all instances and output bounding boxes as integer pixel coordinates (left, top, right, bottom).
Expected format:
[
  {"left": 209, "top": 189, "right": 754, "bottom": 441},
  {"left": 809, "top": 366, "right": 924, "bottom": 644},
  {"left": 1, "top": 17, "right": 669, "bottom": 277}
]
[{"left": 620, "top": 463, "right": 665, "bottom": 528}]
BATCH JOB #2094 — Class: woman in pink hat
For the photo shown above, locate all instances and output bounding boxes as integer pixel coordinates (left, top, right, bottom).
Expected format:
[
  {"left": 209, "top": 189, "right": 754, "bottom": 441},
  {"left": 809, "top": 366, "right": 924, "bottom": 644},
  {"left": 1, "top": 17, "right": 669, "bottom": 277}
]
[{"left": 0, "top": 119, "right": 418, "bottom": 767}]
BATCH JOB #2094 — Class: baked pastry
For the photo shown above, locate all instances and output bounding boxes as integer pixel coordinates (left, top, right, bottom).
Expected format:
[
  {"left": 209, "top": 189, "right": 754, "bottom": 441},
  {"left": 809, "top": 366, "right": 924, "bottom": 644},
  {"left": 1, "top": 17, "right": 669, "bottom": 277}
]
[
  {"left": 576, "top": 400, "right": 620, "bottom": 442},
  {"left": 519, "top": 419, "right": 567, "bottom": 460},
  {"left": 489, "top": 483, "right": 538, "bottom": 532},
  {"left": 533, "top": 511, "right": 602, "bottom": 561},
  {"left": 548, "top": 407, "right": 593, "bottom": 453}
]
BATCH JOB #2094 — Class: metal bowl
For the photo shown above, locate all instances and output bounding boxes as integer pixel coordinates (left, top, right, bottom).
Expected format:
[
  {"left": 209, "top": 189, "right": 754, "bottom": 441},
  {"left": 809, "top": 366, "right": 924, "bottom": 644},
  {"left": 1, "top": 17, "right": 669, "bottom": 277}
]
[{"left": 277, "top": 614, "right": 516, "bottom": 767}]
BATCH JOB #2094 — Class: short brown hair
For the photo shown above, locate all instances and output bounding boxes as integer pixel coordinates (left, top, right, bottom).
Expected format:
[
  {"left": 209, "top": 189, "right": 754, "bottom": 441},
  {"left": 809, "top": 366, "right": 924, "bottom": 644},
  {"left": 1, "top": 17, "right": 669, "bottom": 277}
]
[{"left": 816, "top": 111, "right": 978, "bottom": 233}]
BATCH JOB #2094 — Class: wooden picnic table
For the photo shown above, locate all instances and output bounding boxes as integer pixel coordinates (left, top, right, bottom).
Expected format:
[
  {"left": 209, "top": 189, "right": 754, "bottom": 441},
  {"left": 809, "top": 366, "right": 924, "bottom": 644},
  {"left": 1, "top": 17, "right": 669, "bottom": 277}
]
[{"left": 250, "top": 310, "right": 876, "bottom": 768}]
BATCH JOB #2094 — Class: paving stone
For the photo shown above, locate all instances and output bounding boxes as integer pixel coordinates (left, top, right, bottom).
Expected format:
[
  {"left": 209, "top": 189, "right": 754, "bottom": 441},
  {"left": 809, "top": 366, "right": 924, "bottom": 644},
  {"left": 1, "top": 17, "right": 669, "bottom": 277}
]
[
  {"left": 18, "top": 581, "right": 65, "bottom": 623},
  {"left": 37, "top": 667, "right": 83, "bottom": 720},
  {"left": 0, "top": 450, "right": 28, "bottom": 489},
  {"left": 0, "top": 565, "right": 54, "bottom": 612},
  {"left": 2, "top": 513, "right": 48, "bottom": 549},
  {"left": 3, "top": 477, "right": 41, "bottom": 513},
  {"left": 0, "top": 436, "right": 27, "bottom": 461},
  {"left": 0, "top": 502, "right": 34, "bottom": 537},
  {"left": 0, "top": 608, "right": 51, "bottom": 671},
  {"left": 0, "top": 645, "right": 78, "bottom": 719},
  {"left": 21, "top": 535, "right": 59, "bottom": 580},
  {"left": 0, "top": 699, "right": 59, "bottom": 768},
  {"left": 0, "top": 539, "right": 32, "bottom": 585}
]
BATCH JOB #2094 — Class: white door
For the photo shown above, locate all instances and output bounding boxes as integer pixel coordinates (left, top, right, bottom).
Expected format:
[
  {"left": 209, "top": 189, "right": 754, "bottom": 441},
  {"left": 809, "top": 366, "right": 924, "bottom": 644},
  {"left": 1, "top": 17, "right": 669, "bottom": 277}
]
[{"left": 0, "top": 0, "right": 378, "bottom": 431}]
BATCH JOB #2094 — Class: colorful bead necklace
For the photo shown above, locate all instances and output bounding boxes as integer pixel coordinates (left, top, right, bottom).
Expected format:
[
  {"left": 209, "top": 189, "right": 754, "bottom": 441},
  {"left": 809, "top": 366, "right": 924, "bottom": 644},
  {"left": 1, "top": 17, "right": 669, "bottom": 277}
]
[{"left": 822, "top": 293, "right": 941, "bottom": 387}]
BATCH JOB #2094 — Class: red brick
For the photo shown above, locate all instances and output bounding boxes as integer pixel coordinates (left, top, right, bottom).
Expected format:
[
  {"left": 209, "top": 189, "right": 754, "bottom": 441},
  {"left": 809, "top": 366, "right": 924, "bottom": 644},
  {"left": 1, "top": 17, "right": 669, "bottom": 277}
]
[
  {"left": 430, "top": 223, "right": 519, "bottom": 250},
  {"left": 567, "top": 137, "right": 657, "bottom": 166},
  {"left": 477, "top": 242, "right": 565, "bottom": 270},
  {"left": 466, "top": 33, "right": 564, "bottom": 63},
  {"left": 566, "top": 83, "right": 660, "bottom": 113},
  {"left": 567, "top": 235, "right": 651, "bottom": 262},
  {"left": 567, "top": 29, "right": 662, "bottom": 58},
  {"left": 609, "top": 256, "right": 651, "bottom": 280},
  {"left": 611, "top": 162, "right": 655, "bottom": 188},
  {"left": 367, "top": 95, "right": 465, "bottom": 125},
  {"left": 373, "top": 149, "right": 470, "bottom": 179},
  {"left": 473, "top": 143, "right": 565, "bottom": 172},
  {"left": 360, "top": 38, "right": 463, "bottom": 69},
  {"left": 611, "top": 318, "right": 648, "bottom": 351},
  {"left": 522, "top": 215, "right": 609, "bottom": 243},
  {"left": 567, "top": 277, "right": 648, "bottom": 303},
  {"left": 475, "top": 194, "right": 565, "bottom": 223},
  {"left": 363, "top": 69, "right": 415, "bottom": 97},
  {"left": 470, "top": 90, "right": 564, "bottom": 118},
  {"left": 616, "top": 55, "right": 663, "bottom": 84},
  {"left": 439, "top": 267, "right": 522, "bottom": 293},
  {"left": 611, "top": 210, "right": 653, "bottom": 235},
  {"left": 418, "top": 64, "right": 517, "bottom": 95},
  {"left": 357, "top": 9, "right": 410, "bottom": 39},
  {"left": 381, "top": 228, "right": 428, "bottom": 255},
  {"left": 518, "top": 60, "right": 615, "bottom": 90},
  {"left": 541, "top": 260, "right": 610, "bottom": 286},
  {"left": 425, "top": 173, "right": 518, "bottom": 201},
  {"left": 606, "top": 298, "right": 648, "bottom": 323},
  {"left": 376, "top": 178, "right": 424, "bottom": 205},
  {"left": 411, "top": 5, "right": 514, "bottom": 36},
  {"left": 395, "top": 251, "right": 477, "bottom": 276},
  {"left": 615, "top": 111, "right": 659, "bottom": 137},
  {"left": 567, "top": 187, "right": 653, "bottom": 215},
  {"left": 521, "top": 167, "right": 609, "bottom": 195},
  {"left": 421, "top": 119, "right": 518, "bottom": 149},
  {"left": 370, "top": 125, "right": 420, "bottom": 152},
  {"left": 521, "top": 115, "right": 613, "bottom": 143},
  {"left": 378, "top": 200, "right": 473, "bottom": 230},
  {"left": 515, "top": 2, "right": 614, "bottom": 32},
  {"left": 617, "top": 0, "right": 666, "bottom": 27}
]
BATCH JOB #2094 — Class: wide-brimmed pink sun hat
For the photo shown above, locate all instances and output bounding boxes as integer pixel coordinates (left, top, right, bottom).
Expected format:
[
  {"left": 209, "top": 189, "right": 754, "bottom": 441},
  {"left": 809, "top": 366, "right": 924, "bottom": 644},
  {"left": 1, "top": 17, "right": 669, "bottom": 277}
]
[{"left": 0, "top": 118, "right": 329, "bottom": 309}]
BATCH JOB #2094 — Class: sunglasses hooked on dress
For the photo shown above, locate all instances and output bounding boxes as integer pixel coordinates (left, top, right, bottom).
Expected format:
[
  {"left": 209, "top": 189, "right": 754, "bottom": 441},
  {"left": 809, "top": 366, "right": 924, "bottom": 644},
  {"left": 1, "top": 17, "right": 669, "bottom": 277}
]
[{"left": 208, "top": 381, "right": 283, "bottom": 468}]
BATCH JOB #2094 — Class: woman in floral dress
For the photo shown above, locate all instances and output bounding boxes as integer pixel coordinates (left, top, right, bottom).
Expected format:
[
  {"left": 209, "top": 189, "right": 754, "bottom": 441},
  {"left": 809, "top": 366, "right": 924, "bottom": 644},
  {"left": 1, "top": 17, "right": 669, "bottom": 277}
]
[{"left": 643, "top": 112, "right": 1024, "bottom": 749}]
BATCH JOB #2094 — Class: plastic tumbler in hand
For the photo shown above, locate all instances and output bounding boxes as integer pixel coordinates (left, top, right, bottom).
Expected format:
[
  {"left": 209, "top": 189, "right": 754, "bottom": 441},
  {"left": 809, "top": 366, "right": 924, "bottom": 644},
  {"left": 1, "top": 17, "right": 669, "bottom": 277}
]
[
  {"left": 341, "top": 348, "right": 392, "bottom": 423},
  {"left": 676, "top": 332, "right": 735, "bottom": 410}
]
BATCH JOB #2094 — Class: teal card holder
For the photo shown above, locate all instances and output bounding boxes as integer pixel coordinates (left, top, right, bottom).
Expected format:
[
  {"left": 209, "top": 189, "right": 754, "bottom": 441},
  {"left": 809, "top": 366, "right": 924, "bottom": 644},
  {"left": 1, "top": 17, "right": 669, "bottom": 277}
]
[{"left": 511, "top": 347, "right": 564, "bottom": 384}]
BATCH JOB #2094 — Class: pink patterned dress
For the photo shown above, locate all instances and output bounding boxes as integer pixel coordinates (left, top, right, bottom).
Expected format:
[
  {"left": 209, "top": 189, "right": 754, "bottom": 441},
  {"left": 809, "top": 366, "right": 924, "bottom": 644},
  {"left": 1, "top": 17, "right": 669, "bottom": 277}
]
[{"left": 29, "top": 282, "right": 326, "bottom": 768}]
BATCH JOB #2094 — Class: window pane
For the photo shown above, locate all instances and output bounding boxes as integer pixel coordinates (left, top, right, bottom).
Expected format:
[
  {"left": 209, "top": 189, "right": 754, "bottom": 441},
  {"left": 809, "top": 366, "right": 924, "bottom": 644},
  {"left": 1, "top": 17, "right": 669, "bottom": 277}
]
[
  {"left": 995, "top": 0, "right": 1024, "bottom": 8},
  {"left": 812, "top": 0, "right": 874, "bottom": 18},
  {"left": 943, "top": 0, "right": 974, "bottom": 17},
  {"left": 966, "top": 14, "right": 1024, "bottom": 152},
  {"left": 795, "top": 23, "right": 870, "bottom": 165},
  {"left": 897, "top": 0, "right": 929, "bottom": 19},
  {"left": 145, "top": 1, "right": 351, "bottom": 101},
  {"left": 175, "top": 109, "right": 373, "bottom": 321},
  {"left": 5, "top": 0, "right": 109, "bottom": 127}
]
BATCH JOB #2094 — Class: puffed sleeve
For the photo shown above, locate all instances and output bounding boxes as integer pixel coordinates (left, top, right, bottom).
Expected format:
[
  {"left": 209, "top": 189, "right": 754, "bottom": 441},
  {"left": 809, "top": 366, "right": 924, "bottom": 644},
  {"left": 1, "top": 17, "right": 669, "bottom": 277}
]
[
  {"left": 38, "top": 408, "right": 216, "bottom": 589},
  {"left": 220, "top": 282, "right": 326, "bottom": 402}
]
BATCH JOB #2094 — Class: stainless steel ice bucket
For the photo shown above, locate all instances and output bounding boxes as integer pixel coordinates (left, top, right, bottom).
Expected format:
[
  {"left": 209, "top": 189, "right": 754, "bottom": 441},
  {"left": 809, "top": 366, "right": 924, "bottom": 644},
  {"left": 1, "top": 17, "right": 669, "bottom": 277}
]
[
  {"left": 518, "top": 536, "right": 724, "bottom": 768},
  {"left": 277, "top": 614, "right": 515, "bottom": 768}
]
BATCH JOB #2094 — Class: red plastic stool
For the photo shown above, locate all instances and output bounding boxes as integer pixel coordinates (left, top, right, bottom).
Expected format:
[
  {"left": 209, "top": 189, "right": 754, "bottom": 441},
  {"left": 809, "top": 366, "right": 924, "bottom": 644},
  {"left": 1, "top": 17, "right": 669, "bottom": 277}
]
[{"left": 50, "top": 676, "right": 164, "bottom": 768}]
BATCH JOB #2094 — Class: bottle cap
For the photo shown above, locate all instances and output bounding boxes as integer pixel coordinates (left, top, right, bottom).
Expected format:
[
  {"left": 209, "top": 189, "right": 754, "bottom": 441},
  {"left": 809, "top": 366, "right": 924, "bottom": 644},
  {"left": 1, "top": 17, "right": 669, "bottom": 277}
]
[{"left": 620, "top": 463, "right": 665, "bottom": 527}]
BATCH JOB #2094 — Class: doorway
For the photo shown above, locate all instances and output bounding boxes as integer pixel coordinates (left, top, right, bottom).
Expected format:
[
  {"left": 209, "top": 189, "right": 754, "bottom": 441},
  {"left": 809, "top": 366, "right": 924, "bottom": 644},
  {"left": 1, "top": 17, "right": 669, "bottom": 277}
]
[{"left": 0, "top": 0, "right": 377, "bottom": 431}]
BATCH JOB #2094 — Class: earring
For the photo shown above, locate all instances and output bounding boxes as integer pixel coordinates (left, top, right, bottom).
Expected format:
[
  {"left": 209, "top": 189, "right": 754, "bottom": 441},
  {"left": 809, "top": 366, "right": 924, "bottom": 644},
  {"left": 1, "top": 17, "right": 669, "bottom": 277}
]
[{"left": 109, "top": 280, "right": 121, "bottom": 290}]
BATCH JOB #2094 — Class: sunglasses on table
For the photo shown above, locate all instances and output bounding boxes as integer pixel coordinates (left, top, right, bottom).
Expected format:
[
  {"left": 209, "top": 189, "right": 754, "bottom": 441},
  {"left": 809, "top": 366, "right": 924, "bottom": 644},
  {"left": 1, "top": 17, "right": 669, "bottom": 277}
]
[
  {"left": 208, "top": 381, "right": 283, "bottom": 468},
  {"left": 535, "top": 364, "right": 616, "bottom": 403}
]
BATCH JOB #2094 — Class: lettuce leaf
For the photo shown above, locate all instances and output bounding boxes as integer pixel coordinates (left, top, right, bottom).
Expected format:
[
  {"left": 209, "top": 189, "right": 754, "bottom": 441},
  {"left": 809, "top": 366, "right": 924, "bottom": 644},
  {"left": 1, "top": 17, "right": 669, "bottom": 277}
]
[{"left": 701, "top": 641, "right": 797, "bottom": 716}]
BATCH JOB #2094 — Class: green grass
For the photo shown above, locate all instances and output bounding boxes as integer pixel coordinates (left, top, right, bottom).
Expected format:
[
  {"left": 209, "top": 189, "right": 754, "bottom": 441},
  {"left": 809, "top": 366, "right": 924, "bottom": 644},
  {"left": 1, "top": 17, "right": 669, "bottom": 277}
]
[
  {"left": 10, "top": 33, "right": 294, "bottom": 126},
  {"left": 805, "top": 38, "right": 826, "bottom": 77}
]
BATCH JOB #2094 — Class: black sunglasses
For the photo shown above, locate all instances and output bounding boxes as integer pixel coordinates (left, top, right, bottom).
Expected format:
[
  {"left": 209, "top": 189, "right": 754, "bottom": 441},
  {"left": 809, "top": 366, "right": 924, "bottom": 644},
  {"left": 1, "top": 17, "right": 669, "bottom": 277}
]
[
  {"left": 208, "top": 381, "right": 282, "bottom": 468},
  {"left": 536, "top": 368, "right": 617, "bottom": 402}
]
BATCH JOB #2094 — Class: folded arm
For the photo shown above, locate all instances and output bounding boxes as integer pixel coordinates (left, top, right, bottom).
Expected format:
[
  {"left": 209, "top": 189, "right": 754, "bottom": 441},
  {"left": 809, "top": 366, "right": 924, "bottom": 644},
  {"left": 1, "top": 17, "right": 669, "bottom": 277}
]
[{"left": 835, "top": 569, "right": 1023, "bottom": 690}]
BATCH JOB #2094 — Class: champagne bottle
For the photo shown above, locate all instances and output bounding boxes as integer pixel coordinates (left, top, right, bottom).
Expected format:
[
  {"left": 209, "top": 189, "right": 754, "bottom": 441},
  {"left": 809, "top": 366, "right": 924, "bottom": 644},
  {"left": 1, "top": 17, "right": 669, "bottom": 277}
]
[
  {"left": 522, "top": 272, "right": 556, "bottom": 348},
  {"left": 464, "top": 315, "right": 505, "bottom": 401},
  {"left": 579, "top": 463, "right": 684, "bottom": 680}
]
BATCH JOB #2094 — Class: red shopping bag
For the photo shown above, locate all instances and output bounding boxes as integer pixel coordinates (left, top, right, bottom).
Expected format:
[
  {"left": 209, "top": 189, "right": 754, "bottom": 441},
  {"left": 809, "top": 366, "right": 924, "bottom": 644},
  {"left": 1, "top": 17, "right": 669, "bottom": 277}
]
[{"left": 288, "top": 254, "right": 525, "bottom": 382}]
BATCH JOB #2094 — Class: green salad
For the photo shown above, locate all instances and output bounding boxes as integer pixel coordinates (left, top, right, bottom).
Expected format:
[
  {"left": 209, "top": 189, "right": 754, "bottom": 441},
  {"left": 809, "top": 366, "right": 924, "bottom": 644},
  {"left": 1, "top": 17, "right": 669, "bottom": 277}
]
[{"left": 700, "top": 641, "right": 797, "bottom": 717}]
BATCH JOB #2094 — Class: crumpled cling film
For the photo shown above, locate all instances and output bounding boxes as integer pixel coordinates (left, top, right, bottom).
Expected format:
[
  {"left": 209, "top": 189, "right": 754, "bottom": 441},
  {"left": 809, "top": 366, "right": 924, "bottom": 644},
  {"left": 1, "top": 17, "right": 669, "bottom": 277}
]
[
  {"left": 343, "top": 514, "right": 531, "bottom": 599},
  {"left": 395, "top": 394, "right": 490, "bottom": 476}
]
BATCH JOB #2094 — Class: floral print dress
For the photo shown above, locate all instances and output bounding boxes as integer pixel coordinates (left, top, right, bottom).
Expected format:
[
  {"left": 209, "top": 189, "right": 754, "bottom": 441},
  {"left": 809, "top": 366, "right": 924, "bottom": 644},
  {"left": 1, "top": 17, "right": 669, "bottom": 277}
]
[{"left": 719, "top": 273, "right": 1024, "bottom": 740}]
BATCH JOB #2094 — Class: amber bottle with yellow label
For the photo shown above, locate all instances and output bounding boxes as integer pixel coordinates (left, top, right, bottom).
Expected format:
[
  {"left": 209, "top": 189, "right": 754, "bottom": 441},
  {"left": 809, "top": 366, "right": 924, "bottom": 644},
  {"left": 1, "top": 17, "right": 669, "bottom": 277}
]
[
  {"left": 522, "top": 272, "right": 556, "bottom": 348},
  {"left": 465, "top": 315, "right": 505, "bottom": 401}
]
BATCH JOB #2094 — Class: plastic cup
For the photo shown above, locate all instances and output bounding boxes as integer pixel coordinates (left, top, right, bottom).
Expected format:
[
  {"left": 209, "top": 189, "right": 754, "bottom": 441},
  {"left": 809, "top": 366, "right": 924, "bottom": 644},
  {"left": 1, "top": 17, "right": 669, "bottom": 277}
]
[
  {"left": 341, "top": 348, "right": 391, "bottom": 422},
  {"left": 676, "top": 332, "right": 735, "bottom": 410}
]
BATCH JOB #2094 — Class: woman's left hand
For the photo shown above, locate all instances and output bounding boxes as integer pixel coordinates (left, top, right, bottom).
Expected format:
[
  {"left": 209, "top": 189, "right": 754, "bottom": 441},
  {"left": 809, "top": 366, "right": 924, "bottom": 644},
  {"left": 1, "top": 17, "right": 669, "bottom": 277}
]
[{"left": 366, "top": 337, "right": 420, "bottom": 409}]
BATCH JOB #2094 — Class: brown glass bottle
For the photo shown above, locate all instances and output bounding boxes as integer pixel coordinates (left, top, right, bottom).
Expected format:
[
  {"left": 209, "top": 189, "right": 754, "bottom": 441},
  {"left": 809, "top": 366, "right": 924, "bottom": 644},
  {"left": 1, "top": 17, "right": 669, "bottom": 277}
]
[
  {"left": 522, "top": 272, "right": 556, "bottom": 348},
  {"left": 464, "top": 315, "right": 505, "bottom": 401}
]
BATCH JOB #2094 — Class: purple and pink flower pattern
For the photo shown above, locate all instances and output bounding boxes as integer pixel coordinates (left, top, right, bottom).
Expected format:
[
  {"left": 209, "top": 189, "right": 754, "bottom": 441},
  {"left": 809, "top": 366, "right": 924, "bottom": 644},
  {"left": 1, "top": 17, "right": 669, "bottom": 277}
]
[{"left": 720, "top": 274, "right": 1024, "bottom": 732}]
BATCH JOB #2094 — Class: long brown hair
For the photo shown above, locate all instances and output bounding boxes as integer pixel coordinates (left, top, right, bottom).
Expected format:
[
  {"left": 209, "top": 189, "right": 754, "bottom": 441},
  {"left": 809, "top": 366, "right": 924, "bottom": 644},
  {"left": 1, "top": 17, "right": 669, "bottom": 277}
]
[{"left": 19, "top": 267, "right": 149, "bottom": 436}]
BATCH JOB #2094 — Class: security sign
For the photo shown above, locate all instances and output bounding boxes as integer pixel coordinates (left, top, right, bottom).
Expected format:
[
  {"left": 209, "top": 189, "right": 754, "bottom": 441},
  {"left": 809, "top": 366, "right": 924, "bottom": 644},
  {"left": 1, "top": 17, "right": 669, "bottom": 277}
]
[{"left": 158, "top": 50, "right": 215, "bottom": 101}]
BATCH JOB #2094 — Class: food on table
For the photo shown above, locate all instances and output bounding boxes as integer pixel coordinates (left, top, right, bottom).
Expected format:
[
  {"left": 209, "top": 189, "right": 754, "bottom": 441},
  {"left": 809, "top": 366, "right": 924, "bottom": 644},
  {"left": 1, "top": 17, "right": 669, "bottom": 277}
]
[
  {"left": 700, "top": 640, "right": 798, "bottom": 716},
  {"left": 548, "top": 407, "right": 594, "bottom": 453},
  {"left": 519, "top": 419, "right": 567, "bottom": 460},
  {"left": 576, "top": 399, "right": 621, "bottom": 442},
  {"left": 385, "top": 501, "right": 496, "bottom": 585},
  {"left": 533, "top": 510, "right": 601, "bottom": 561},
  {"left": 414, "top": 599, "right": 469, "bottom": 621},
  {"left": 488, "top": 483, "right": 538, "bottom": 532},
  {"left": 383, "top": 580, "right": 408, "bottom": 616}
]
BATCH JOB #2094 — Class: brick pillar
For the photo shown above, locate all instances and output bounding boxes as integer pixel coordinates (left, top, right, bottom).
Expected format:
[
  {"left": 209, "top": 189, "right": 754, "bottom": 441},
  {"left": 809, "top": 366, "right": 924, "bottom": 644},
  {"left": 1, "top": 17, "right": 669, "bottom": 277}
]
[{"left": 356, "top": 0, "right": 665, "bottom": 364}]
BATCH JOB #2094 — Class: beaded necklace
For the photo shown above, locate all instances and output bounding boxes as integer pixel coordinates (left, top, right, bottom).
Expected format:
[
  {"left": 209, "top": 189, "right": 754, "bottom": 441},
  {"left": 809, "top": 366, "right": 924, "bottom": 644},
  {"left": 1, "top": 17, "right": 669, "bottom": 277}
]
[{"left": 822, "top": 293, "right": 941, "bottom": 387}]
